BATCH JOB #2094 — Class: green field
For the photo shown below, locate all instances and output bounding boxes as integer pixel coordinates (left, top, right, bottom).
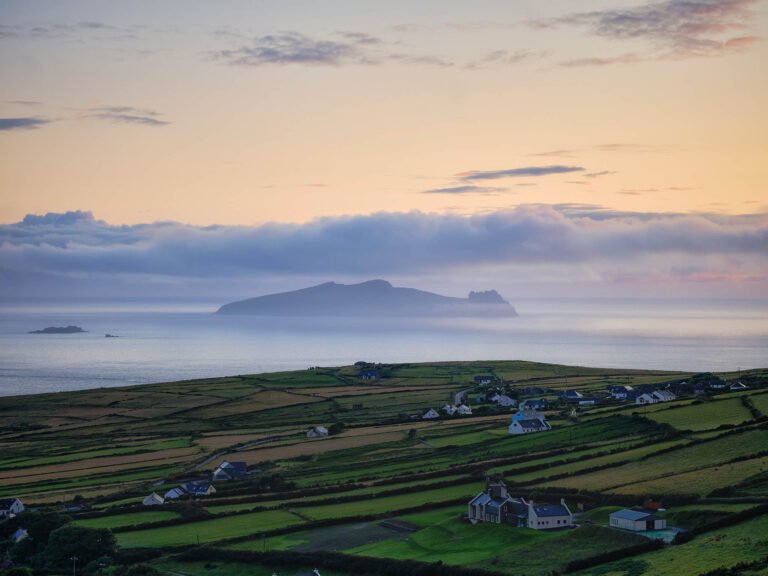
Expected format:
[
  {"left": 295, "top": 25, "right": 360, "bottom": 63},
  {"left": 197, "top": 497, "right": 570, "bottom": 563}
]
[{"left": 646, "top": 398, "right": 753, "bottom": 431}]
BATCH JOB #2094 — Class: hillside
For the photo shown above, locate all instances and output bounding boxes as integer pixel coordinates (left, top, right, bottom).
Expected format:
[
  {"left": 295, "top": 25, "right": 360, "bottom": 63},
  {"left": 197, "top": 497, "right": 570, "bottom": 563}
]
[
  {"left": 1, "top": 361, "right": 767, "bottom": 576},
  {"left": 216, "top": 279, "right": 518, "bottom": 317}
]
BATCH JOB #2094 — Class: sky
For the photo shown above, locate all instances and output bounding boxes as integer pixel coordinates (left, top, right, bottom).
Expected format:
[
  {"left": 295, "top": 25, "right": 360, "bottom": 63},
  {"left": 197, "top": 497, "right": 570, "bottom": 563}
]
[{"left": 1, "top": 0, "right": 767, "bottom": 301}]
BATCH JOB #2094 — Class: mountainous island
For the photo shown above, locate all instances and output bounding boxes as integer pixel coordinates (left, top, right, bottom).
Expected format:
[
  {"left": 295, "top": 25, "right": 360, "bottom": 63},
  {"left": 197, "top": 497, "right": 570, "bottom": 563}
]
[
  {"left": 29, "top": 325, "right": 86, "bottom": 334},
  {"left": 216, "top": 279, "right": 517, "bottom": 317}
]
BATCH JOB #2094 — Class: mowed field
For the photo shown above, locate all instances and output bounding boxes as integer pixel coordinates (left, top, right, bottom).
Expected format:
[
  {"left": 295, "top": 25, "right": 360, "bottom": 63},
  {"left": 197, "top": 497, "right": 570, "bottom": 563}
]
[{"left": 2, "top": 361, "right": 767, "bottom": 576}]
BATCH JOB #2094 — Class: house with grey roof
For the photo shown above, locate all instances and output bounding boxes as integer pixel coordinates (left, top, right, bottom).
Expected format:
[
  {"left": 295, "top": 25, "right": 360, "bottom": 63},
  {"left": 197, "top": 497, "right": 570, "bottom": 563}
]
[
  {"left": 0, "top": 498, "right": 24, "bottom": 519},
  {"left": 143, "top": 492, "right": 165, "bottom": 506},
  {"left": 609, "top": 508, "right": 667, "bottom": 531},
  {"left": 212, "top": 460, "right": 249, "bottom": 482},
  {"left": 307, "top": 426, "right": 329, "bottom": 438},
  {"left": 508, "top": 409, "right": 551, "bottom": 435},
  {"left": 468, "top": 480, "right": 572, "bottom": 530}
]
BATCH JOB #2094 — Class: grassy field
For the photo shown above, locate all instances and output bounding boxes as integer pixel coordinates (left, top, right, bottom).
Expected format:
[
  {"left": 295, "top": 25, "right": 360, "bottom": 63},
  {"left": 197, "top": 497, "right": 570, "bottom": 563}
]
[{"left": 1, "top": 360, "right": 767, "bottom": 576}]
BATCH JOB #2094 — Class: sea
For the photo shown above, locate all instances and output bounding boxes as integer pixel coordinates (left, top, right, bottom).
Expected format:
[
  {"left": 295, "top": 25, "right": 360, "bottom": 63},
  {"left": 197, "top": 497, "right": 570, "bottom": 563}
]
[{"left": 0, "top": 298, "right": 766, "bottom": 397}]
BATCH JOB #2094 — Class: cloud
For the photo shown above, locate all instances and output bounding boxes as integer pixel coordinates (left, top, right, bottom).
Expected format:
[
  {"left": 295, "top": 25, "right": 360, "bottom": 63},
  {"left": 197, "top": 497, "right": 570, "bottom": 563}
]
[
  {"left": 466, "top": 50, "right": 547, "bottom": 69},
  {"left": 585, "top": 171, "right": 618, "bottom": 178},
  {"left": 0, "top": 117, "right": 51, "bottom": 131},
  {"left": 0, "top": 21, "right": 137, "bottom": 41},
  {"left": 87, "top": 106, "right": 170, "bottom": 127},
  {"left": 2, "top": 207, "right": 766, "bottom": 295},
  {"left": 532, "top": 0, "right": 760, "bottom": 64},
  {"left": 421, "top": 185, "right": 508, "bottom": 195},
  {"left": 529, "top": 149, "right": 579, "bottom": 158},
  {"left": 459, "top": 165, "right": 585, "bottom": 180},
  {"left": 6, "top": 100, "right": 42, "bottom": 107}
]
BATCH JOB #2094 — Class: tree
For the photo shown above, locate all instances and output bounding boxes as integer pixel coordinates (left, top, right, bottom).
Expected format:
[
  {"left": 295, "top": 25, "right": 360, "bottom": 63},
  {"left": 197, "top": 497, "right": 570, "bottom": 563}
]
[
  {"left": 328, "top": 422, "right": 346, "bottom": 435},
  {"left": 38, "top": 525, "right": 117, "bottom": 572}
]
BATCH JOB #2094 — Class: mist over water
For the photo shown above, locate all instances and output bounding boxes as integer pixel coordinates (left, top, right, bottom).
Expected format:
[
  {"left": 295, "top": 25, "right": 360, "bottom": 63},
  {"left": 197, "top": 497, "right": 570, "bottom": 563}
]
[{"left": 0, "top": 298, "right": 766, "bottom": 397}]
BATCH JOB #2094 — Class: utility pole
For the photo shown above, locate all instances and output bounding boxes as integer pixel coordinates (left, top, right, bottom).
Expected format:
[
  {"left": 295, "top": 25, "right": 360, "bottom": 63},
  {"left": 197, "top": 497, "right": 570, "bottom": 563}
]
[{"left": 70, "top": 555, "right": 79, "bottom": 576}]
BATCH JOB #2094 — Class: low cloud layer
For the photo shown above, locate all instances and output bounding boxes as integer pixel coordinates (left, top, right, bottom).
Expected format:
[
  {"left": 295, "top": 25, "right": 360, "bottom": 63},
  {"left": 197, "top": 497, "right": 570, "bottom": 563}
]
[
  {"left": 1, "top": 207, "right": 766, "bottom": 299},
  {"left": 0, "top": 117, "right": 51, "bottom": 131},
  {"left": 459, "top": 166, "right": 584, "bottom": 180}
]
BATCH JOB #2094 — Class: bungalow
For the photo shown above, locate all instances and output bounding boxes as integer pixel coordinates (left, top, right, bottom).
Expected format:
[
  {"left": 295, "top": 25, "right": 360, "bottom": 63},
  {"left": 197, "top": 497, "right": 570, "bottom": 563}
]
[
  {"left": 182, "top": 481, "right": 216, "bottom": 497},
  {"left": 520, "top": 399, "right": 547, "bottom": 411},
  {"left": 730, "top": 381, "right": 749, "bottom": 391},
  {"left": 307, "top": 426, "right": 329, "bottom": 438},
  {"left": 422, "top": 408, "right": 440, "bottom": 419},
  {"left": 607, "top": 385, "right": 634, "bottom": 400},
  {"left": 164, "top": 487, "right": 187, "bottom": 500},
  {"left": 0, "top": 498, "right": 24, "bottom": 519},
  {"left": 212, "top": 460, "right": 249, "bottom": 482},
  {"left": 456, "top": 404, "right": 473, "bottom": 415},
  {"left": 508, "top": 409, "right": 551, "bottom": 435},
  {"left": 468, "top": 480, "right": 572, "bottom": 530},
  {"left": 633, "top": 392, "right": 658, "bottom": 405},
  {"left": 652, "top": 390, "right": 676, "bottom": 402},
  {"left": 609, "top": 509, "right": 667, "bottom": 531},
  {"left": 560, "top": 390, "right": 584, "bottom": 403},
  {"left": 491, "top": 394, "right": 517, "bottom": 407},
  {"left": 143, "top": 492, "right": 165, "bottom": 506}
]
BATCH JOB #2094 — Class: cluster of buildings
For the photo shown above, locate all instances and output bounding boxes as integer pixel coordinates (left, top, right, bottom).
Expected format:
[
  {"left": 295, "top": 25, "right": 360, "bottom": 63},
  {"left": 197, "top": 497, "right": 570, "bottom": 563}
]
[
  {"left": 143, "top": 460, "right": 250, "bottom": 506},
  {"left": 468, "top": 480, "right": 573, "bottom": 530}
]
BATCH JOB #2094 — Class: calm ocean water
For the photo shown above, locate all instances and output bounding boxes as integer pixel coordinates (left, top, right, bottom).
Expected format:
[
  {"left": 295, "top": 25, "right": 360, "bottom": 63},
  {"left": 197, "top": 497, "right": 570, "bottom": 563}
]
[{"left": 0, "top": 298, "right": 766, "bottom": 397}]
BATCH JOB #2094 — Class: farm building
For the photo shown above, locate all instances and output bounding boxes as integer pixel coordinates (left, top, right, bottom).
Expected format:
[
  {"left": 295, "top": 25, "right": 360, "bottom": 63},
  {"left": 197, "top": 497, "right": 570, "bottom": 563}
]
[
  {"left": 0, "top": 498, "right": 24, "bottom": 519},
  {"left": 143, "top": 492, "right": 165, "bottom": 506},
  {"left": 468, "top": 480, "right": 573, "bottom": 530},
  {"left": 307, "top": 426, "right": 329, "bottom": 438},
  {"left": 609, "top": 509, "right": 667, "bottom": 531},
  {"left": 508, "top": 409, "right": 551, "bottom": 435},
  {"left": 212, "top": 460, "right": 248, "bottom": 481},
  {"left": 422, "top": 408, "right": 439, "bottom": 419}
]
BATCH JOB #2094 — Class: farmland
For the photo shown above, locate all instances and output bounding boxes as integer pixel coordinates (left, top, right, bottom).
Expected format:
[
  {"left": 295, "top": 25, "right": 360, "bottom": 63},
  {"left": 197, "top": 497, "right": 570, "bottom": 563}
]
[{"left": 1, "top": 360, "right": 767, "bottom": 575}]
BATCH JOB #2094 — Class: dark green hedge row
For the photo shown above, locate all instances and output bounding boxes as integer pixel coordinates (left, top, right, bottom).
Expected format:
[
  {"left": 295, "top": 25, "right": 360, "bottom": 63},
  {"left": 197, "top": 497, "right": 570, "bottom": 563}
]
[
  {"left": 177, "top": 547, "right": 508, "bottom": 576},
  {"left": 561, "top": 539, "right": 664, "bottom": 573},
  {"left": 696, "top": 556, "right": 768, "bottom": 576}
]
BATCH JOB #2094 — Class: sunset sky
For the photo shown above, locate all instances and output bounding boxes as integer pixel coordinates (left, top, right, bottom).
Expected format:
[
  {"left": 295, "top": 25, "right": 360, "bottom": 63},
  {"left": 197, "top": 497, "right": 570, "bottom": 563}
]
[{"left": 1, "top": 0, "right": 767, "bottom": 300}]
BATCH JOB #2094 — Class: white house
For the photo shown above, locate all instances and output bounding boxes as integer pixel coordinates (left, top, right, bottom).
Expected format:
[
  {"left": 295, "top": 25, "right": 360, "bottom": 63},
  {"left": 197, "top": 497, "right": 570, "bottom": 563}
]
[
  {"left": 442, "top": 404, "right": 457, "bottom": 416},
  {"left": 143, "top": 492, "right": 165, "bottom": 506},
  {"left": 730, "top": 382, "right": 749, "bottom": 391},
  {"left": 457, "top": 404, "right": 473, "bottom": 415},
  {"left": 0, "top": 498, "right": 24, "bottom": 519},
  {"left": 468, "top": 480, "right": 572, "bottom": 529},
  {"left": 164, "top": 487, "right": 186, "bottom": 500},
  {"left": 634, "top": 393, "right": 658, "bottom": 405},
  {"left": 609, "top": 509, "right": 667, "bottom": 531},
  {"left": 492, "top": 394, "right": 517, "bottom": 407},
  {"left": 508, "top": 409, "right": 551, "bottom": 435},
  {"left": 307, "top": 426, "right": 329, "bottom": 438},
  {"left": 652, "top": 390, "right": 676, "bottom": 402},
  {"left": 422, "top": 408, "right": 440, "bottom": 419}
]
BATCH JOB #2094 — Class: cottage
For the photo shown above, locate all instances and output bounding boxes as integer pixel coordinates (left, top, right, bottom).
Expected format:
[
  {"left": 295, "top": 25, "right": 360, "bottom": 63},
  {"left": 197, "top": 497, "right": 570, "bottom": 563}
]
[
  {"left": 456, "top": 404, "right": 473, "bottom": 415},
  {"left": 468, "top": 480, "right": 572, "bottom": 530},
  {"left": 212, "top": 460, "right": 248, "bottom": 482},
  {"left": 492, "top": 394, "right": 517, "bottom": 407},
  {"left": 163, "top": 487, "right": 187, "bottom": 500},
  {"left": 0, "top": 498, "right": 24, "bottom": 519},
  {"left": 422, "top": 408, "right": 439, "bottom": 419},
  {"left": 729, "top": 381, "right": 749, "bottom": 391},
  {"left": 182, "top": 481, "right": 216, "bottom": 497},
  {"left": 143, "top": 492, "right": 165, "bottom": 506},
  {"left": 609, "top": 509, "right": 667, "bottom": 531},
  {"left": 307, "top": 426, "right": 329, "bottom": 438},
  {"left": 652, "top": 390, "right": 676, "bottom": 402},
  {"left": 508, "top": 409, "right": 551, "bottom": 435},
  {"left": 442, "top": 404, "right": 457, "bottom": 416},
  {"left": 633, "top": 393, "right": 658, "bottom": 405}
]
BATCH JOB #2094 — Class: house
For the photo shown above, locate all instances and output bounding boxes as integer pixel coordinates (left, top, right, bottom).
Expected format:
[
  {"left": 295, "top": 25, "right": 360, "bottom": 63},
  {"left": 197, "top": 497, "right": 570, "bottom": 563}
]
[
  {"left": 508, "top": 409, "right": 551, "bottom": 435},
  {"left": 519, "top": 386, "right": 546, "bottom": 396},
  {"left": 729, "top": 381, "right": 749, "bottom": 391},
  {"left": 182, "top": 481, "right": 216, "bottom": 497},
  {"left": 359, "top": 369, "right": 379, "bottom": 381},
  {"left": 609, "top": 509, "right": 667, "bottom": 531},
  {"left": 307, "top": 426, "right": 329, "bottom": 438},
  {"left": 0, "top": 498, "right": 24, "bottom": 519},
  {"left": 560, "top": 390, "right": 584, "bottom": 403},
  {"left": 520, "top": 399, "right": 547, "bottom": 411},
  {"left": 11, "top": 528, "right": 28, "bottom": 543},
  {"left": 456, "top": 404, "right": 473, "bottom": 415},
  {"left": 422, "top": 408, "right": 439, "bottom": 419},
  {"left": 607, "top": 385, "right": 634, "bottom": 400},
  {"left": 633, "top": 393, "right": 658, "bottom": 405},
  {"left": 442, "top": 404, "right": 457, "bottom": 416},
  {"left": 212, "top": 460, "right": 249, "bottom": 482},
  {"left": 468, "top": 480, "right": 572, "bottom": 530},
  {"left": 143, "top": 492, "right": 165, "bottom": 506},
  {"left": 491, "top": 394, "right": 517, "bottom": 407},
  {"left": 653, "top": 390, "right": 676, "bottom": 402},
  {"left": 474, "top": 375, "right": 495, "bottom": 385},
  {"left": 163, "top": 487, "right": 187, "bottom": 500}
]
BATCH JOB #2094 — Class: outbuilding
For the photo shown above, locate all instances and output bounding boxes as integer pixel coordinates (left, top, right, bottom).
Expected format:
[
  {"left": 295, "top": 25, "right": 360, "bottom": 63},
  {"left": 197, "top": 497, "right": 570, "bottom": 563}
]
[{"left": 609, "top": 509, "right": 666, "bottom": 531}]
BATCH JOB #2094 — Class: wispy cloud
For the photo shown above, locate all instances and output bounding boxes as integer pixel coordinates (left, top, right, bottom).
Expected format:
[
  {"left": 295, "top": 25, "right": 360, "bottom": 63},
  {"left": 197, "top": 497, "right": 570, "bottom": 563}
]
[
  {"left": 459, "top": 165, "right": 584, "bottom": 180},
  {"left": 86, "top": 106, "right": 170, "bottom": 127},
  {"left": 585, "top": 171, "right": 618, "bottom": 178},
  {"left": 0, "top": 117, "right": 51, "bottom": 131},
  {"left": 466, "top": 49, "right": 548, "bottom": 69},
  {"left": 421, "top": 185, "right": 508, "bottom": 195},
  {"left": 0, "top": 21, "right": 138, "bottom": 41},
  {"left": 531, "top": 0, "right": 760, "bottom": 64}
]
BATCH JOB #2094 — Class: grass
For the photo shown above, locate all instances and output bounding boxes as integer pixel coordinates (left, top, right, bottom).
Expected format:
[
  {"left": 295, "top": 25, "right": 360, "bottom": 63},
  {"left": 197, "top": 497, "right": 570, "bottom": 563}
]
[
  {"left": 74, "top": 510, "right": 180, "bottom": 529},
  {"left": 646, "top": 398, "right": 753, "bottom": 431}
]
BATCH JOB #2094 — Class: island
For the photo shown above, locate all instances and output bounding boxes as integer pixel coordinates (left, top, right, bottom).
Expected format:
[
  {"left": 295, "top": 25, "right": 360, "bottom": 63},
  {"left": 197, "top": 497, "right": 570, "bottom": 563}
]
[
  {"left": 29, "top": 325, "right": 86, "bottom": 334},
  {"left": 216, "top": 279, "right": 517, "bottom": 317}
]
